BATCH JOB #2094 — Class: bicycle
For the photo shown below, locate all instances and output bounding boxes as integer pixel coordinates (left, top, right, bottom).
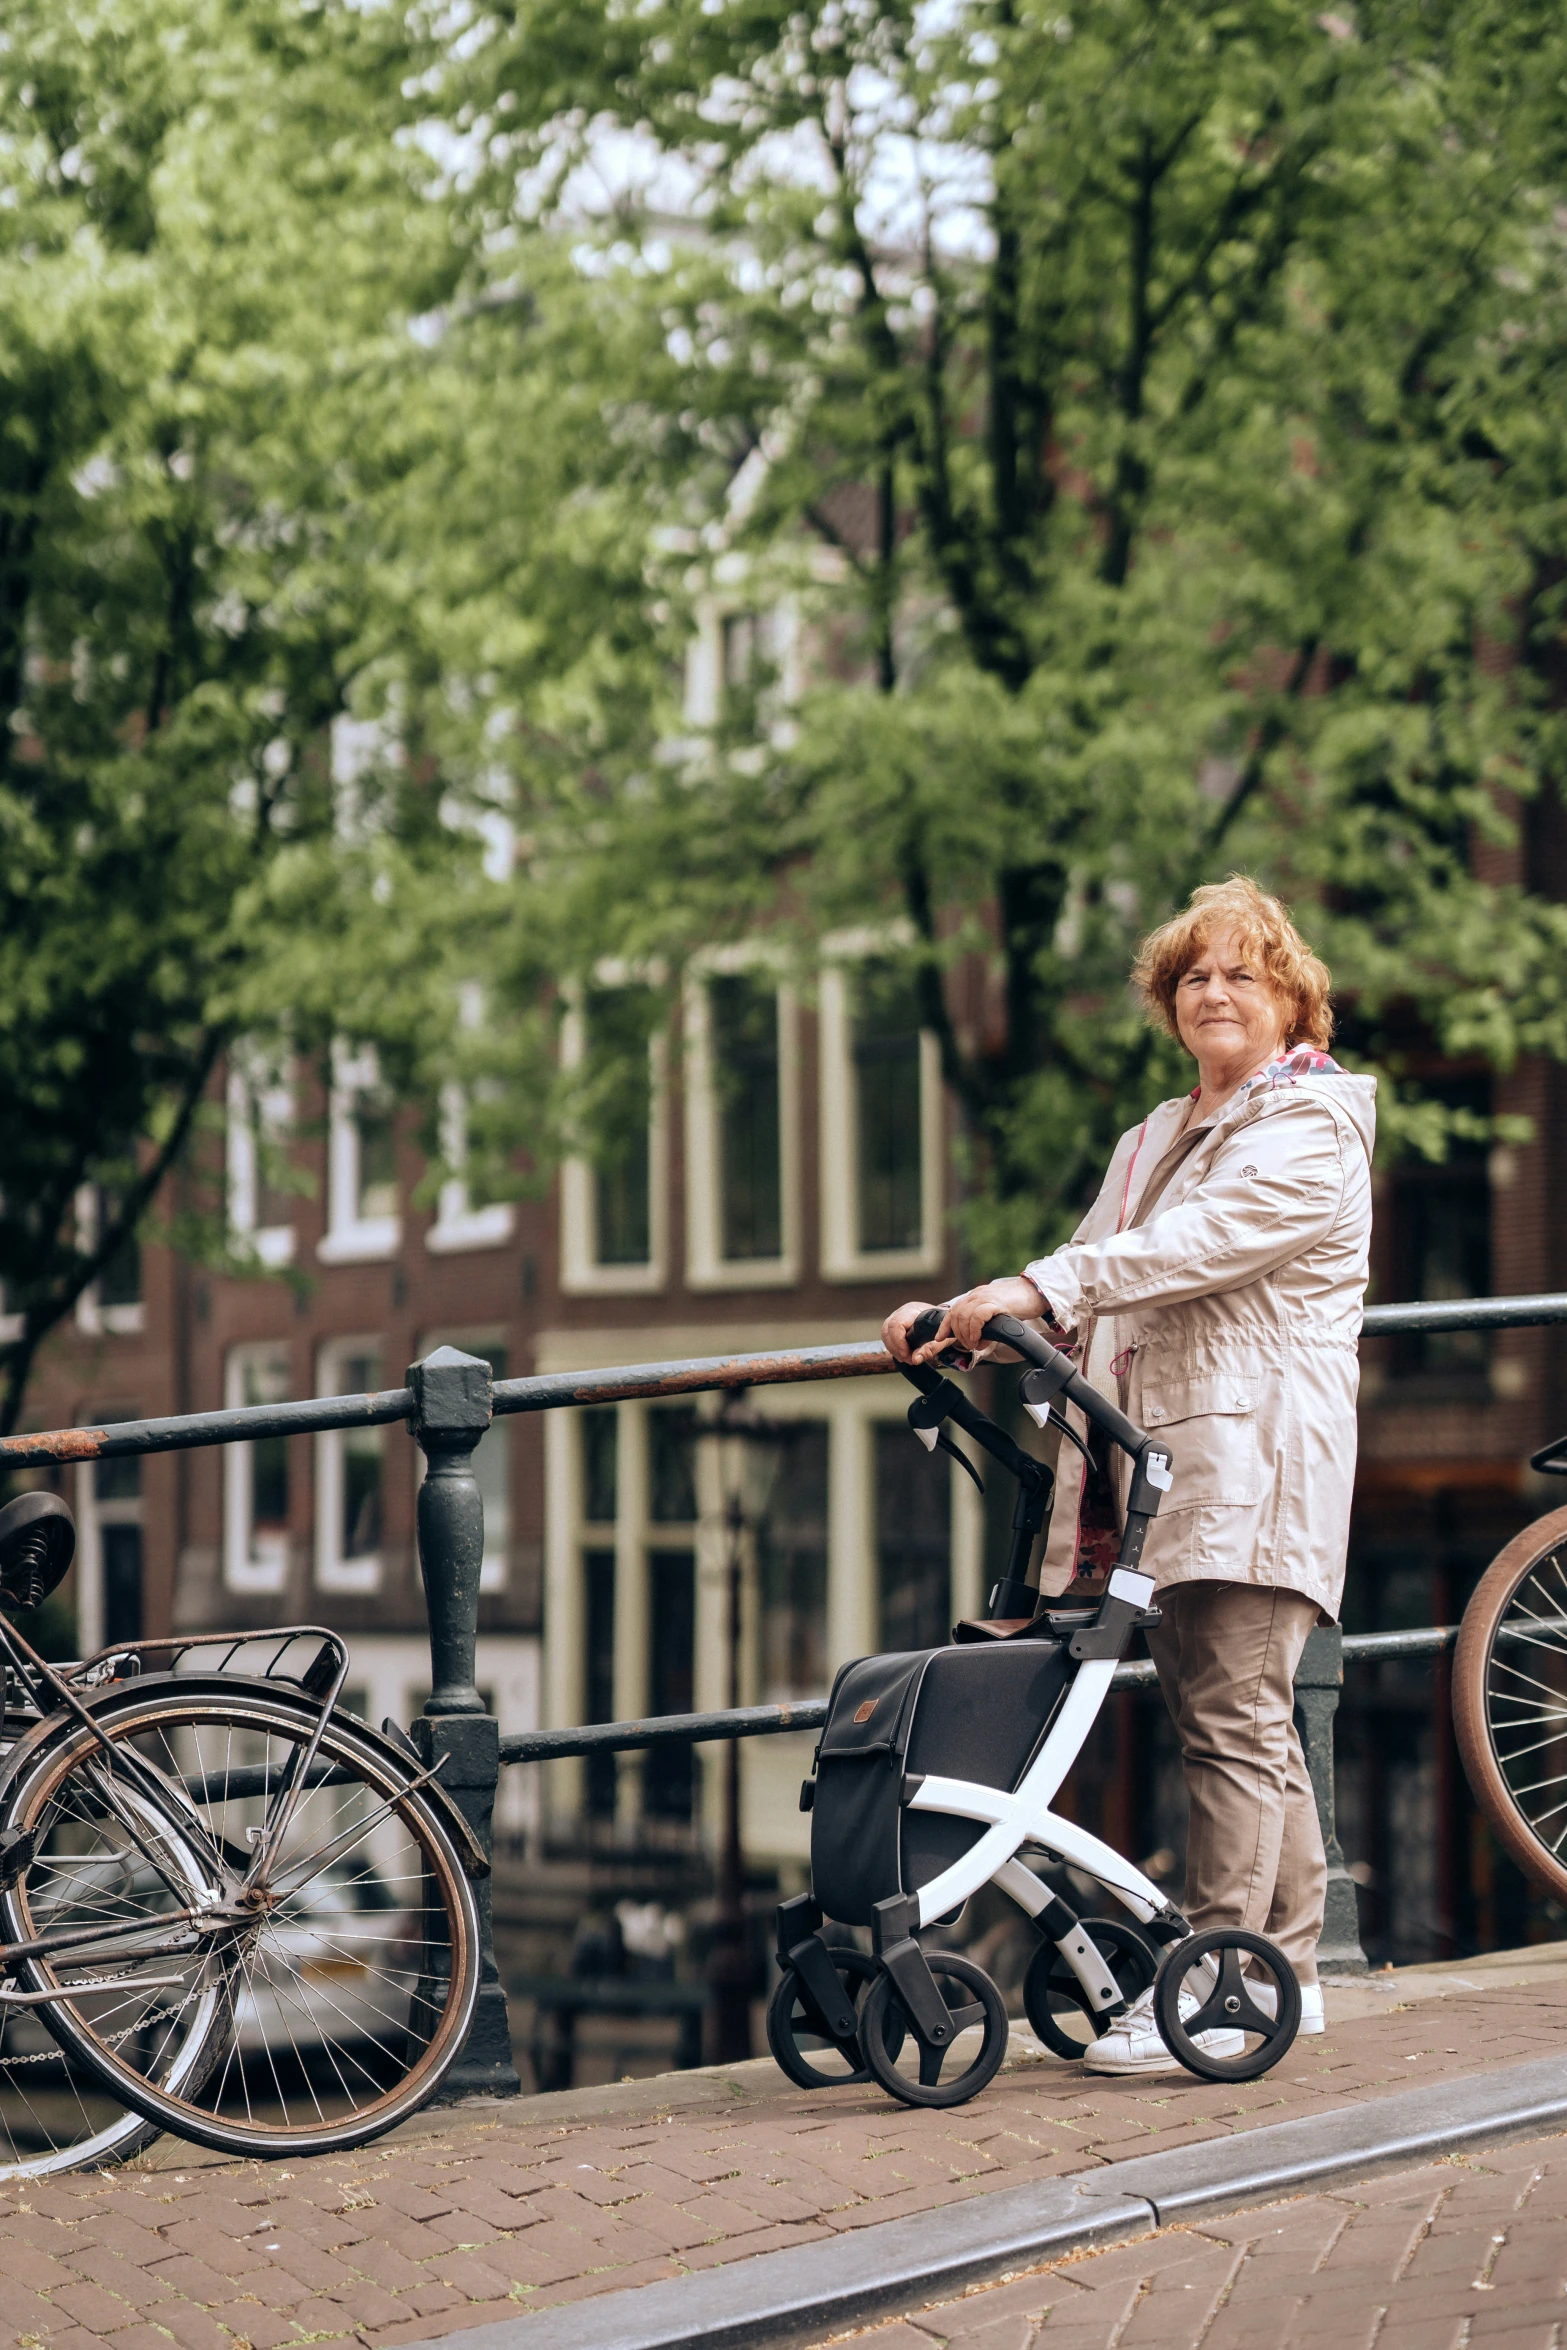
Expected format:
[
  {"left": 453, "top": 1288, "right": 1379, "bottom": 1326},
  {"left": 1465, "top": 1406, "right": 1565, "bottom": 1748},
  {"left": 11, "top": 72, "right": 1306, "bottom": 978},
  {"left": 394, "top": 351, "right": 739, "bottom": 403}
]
[
  {"left": 0, "top": 1489, "right": 488, "bottom": 2164},
  {"left": 1454, "top": 1434, "right": 1567, "bottom": 1909}
]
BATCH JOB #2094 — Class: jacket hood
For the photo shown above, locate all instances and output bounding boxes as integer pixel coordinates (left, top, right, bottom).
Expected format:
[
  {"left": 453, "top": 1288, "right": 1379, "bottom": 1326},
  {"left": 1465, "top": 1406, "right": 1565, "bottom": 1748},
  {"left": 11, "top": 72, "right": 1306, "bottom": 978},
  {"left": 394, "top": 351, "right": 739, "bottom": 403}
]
[{"left": 1229, "top": 1065, "right": 1378, "bottom": 1164}]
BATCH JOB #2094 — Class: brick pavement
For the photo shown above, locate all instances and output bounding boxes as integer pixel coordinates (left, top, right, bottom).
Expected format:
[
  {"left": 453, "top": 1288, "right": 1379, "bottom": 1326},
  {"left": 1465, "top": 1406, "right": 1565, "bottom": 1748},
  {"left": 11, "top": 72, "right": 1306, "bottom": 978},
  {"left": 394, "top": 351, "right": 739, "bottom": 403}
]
[
  {"left": 835, "top": 2129, "right": 1567, "bottom": 2348},
  {"left": 1, "top": 1949, "right": 1565, "bottom": 2350}
]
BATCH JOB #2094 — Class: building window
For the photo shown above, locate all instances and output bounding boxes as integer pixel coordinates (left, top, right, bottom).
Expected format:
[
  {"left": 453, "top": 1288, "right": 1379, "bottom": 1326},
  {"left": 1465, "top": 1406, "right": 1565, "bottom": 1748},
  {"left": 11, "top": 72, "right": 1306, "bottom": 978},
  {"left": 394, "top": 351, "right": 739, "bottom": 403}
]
[
  {"left": 685, "top": 962, "right": 799, "bottom": 1288},
  {"left": 318, "top": 1044, "right": 400, "bottom": 1265},
  {"left": 713, "top": 974, "right": 782, "bottom": 1259},
  {"left": 75, "top": 1425, "right": 142, "bottom": 1655},
  {"left": 425, "top": 985, "right": 514, "bottom": 1256},
  {"left": 560, "top": 982, "right": 667, "bottom": 1295},
  {"left": 875, "top": 1420, "right": 951, "bottom": 1650},
  {"left": 583, "top": 1546, "right": 617, "bottom": 1817},
  {"left": 582, "top": 1407, "right": 618, "bottom": 1526},
  {"left": 226, "top": 1050, "right": 295, "bottom": 1268},
  {"left": 1388, "top": 1078, "right": 1492, "bottom": 1382},
  {"left": 853, "top": 967, "right": 924, "bottom": 1252},
  {"left": 224, "top": 1344, "right": 292, "bottom": 1594},
  {"left": 757, "top": 1422, "right": 829, "bottom": 1701},
  {"left": 649, "top": 1405, "right": 698, "bottom": 1525},
  {"left": 74, "top": 1186, "right": 145, "bottom": 1337},
  {"left": 315, "top": 1339, "right": 385, "bottom": 1592},
  {"left": 819, "top": 951, "right": 943, "bottom": 1282},
  {"left": 644, "top": 1550, "right": 695, "bottom": 1818}
]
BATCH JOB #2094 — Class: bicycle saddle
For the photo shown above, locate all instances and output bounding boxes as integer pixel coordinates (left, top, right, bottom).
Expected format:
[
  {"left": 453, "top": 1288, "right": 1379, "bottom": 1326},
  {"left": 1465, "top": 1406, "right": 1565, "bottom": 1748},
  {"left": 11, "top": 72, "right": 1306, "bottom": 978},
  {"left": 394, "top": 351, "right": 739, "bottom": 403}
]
[{"left": 0, "top": 1491, "right": 75, "bottom": 1612}]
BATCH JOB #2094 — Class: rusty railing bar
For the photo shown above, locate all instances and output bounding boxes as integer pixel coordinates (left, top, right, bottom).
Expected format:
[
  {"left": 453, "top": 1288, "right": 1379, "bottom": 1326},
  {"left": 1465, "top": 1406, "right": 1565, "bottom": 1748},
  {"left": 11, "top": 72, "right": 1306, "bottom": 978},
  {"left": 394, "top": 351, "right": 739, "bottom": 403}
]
[{"left": 2, "top": 1289, "right": 1565, "bottom": 1470}]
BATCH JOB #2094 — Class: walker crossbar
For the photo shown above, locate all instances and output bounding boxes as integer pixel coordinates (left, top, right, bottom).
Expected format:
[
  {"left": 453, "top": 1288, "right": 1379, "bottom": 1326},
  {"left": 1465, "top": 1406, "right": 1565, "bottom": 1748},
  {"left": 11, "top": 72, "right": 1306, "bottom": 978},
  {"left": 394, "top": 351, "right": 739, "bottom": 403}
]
[{"left": 769, "top": 1313, "right": 1305, "bottom": 2105}]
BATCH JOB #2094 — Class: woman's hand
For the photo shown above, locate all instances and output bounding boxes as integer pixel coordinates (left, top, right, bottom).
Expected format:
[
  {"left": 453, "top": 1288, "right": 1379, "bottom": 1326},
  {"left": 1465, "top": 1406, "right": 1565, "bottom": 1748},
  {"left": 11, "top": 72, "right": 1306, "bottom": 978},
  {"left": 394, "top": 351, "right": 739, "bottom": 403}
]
[
  {"left": 881, "top": 1301, "right": 940, "bottom": 1365},
  {"left": 907, "top": 1277, "right": 1053, "bottom": 1365}
]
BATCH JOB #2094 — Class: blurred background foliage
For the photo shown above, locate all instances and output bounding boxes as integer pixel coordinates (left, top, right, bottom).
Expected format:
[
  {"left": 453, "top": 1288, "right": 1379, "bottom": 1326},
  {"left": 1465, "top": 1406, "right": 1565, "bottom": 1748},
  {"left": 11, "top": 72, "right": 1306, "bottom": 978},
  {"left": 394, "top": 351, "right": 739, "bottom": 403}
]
[{"left": 8, "top": 0, "right": 1567, "bottom": 1416}]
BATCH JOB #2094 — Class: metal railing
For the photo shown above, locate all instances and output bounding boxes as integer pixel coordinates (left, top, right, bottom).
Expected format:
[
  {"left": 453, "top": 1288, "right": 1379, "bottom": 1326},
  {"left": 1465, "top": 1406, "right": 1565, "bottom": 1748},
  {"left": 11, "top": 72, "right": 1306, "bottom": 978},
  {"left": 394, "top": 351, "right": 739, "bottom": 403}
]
[{"left": 1, "top": 1294, "right": 1561, "bottom": 2082}]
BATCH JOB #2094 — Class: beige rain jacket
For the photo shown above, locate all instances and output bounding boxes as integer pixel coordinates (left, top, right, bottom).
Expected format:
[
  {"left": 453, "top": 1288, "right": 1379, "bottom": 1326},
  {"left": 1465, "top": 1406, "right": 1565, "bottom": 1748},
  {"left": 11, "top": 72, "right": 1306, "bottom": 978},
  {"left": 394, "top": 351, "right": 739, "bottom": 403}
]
[{"left": 1020, "top": 1064, "right": 1376, "bottom": 1619}]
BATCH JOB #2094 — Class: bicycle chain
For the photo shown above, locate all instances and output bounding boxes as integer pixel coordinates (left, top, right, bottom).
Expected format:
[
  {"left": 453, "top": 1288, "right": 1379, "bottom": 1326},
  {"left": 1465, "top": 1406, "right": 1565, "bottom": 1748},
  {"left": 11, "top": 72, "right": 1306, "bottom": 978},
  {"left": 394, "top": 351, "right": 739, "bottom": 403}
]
[{"left": 0, "top": 1971, "right": 219, "bottom": 2068}]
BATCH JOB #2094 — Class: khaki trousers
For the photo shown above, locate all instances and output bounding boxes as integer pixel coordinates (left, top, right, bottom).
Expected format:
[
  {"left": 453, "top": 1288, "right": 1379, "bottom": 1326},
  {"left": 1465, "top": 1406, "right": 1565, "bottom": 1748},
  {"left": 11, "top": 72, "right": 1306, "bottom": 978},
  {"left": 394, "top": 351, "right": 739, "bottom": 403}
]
[{"left": 1145, "top": 1580, "right": 1327, "bottom": 1983}]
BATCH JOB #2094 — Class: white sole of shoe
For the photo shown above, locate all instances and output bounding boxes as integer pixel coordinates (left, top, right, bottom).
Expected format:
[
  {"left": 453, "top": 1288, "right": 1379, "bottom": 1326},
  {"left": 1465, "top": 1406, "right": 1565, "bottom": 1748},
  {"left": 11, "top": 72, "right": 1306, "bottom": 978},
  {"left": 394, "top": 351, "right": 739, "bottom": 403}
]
[{"left": 1082, "top": 2031, "right": 1245, "bottom": 2076}]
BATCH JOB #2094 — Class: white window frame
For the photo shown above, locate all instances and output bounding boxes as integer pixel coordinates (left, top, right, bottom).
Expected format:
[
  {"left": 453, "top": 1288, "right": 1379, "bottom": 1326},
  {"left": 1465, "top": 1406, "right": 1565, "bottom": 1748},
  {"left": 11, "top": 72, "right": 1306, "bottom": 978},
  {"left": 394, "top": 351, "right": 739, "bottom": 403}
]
[
  {"left": 414, "top": 1328, "right": 511, "bottom": 1592},
  {"left": 683, "top": 948, "right": 800, "bottom": 1292},
  {"left": 315, "top": 1334, "right": 386, "bottom": 1594},
  {"left": 74, "top": 1450, "right": 144, "bottom": 1658},
  {"left": 73, "top": 1185, "right": 145, "bottom": 1337},
  {"left": 223, "top": 1342, "right": 293, "bottom": 1594},
  {"left": 818, "top": 941, "right": 944, "bottom": 1282},
  {"left": 317, "top": 1042, "right": 400, "bottom": 1266},
  {"left": 226, "top": 1050, "right": 296, "bottom": 1270},
  {"left": 425, "top": 1082, "right": 515, "bottom": 1256},
  {"left": 559, "top": 973, "right": 668, "bottom": 1297},
  {"left": 683, "top": 577, "right": 806, "bottom": 731}
]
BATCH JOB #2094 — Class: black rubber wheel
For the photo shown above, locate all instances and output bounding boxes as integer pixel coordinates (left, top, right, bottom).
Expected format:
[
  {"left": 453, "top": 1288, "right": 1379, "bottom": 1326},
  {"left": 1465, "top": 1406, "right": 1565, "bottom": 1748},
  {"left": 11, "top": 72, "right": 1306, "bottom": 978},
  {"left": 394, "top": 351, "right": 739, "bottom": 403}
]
[
  {"left": 859, "top": 1950, "right": 1009, "bottom": 2110},
  {"left": 1022, "top": 1916, "right": 1159, "bottom": 2060},
  {"left": 766, "top": 1947, "right": 904, "bottom": 2089},
  {"left": 1152, "top": 1928, "right": 1301, "bottom": 2083}
]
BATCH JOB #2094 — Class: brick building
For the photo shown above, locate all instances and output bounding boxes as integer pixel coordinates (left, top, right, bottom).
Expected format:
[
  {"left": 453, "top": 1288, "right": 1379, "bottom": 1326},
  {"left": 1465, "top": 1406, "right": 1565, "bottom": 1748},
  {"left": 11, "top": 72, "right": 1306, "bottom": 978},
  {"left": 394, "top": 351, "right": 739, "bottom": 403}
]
[{"left": 22, "top": 715, "right": 1567, "bottom": 1966}]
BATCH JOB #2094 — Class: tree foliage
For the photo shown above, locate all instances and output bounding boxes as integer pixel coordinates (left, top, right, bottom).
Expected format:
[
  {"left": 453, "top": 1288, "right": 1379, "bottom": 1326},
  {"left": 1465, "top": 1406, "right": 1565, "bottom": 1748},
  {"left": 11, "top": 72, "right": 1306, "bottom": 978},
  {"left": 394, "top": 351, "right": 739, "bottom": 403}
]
[
  {"left": 0, "top": 0, "right": 492, "bottom": 1431},
  {"left": 443, "top": 0, "right": 1567, "bottom": 1267}
]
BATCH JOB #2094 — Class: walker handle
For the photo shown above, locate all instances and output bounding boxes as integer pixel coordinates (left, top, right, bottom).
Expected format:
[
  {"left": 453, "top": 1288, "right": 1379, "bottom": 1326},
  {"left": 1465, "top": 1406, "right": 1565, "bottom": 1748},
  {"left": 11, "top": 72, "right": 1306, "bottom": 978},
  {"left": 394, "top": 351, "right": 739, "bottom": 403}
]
[{"left": 979, "top": 1314, "right": 1152, "bottom": 1460}]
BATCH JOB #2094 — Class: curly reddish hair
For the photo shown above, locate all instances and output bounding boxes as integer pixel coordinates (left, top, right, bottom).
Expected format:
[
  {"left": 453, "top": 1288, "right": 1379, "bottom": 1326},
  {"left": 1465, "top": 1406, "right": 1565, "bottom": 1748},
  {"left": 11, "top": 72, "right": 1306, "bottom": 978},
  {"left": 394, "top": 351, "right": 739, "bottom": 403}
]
[{"left": 1133, "top": 876, "right": 1334, "bottom": 1052}]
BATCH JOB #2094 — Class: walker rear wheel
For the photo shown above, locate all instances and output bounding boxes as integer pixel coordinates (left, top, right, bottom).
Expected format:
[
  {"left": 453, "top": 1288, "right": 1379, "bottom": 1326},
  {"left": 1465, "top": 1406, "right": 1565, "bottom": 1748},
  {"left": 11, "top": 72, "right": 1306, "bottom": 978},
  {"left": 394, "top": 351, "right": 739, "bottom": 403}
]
[
  {"left": 1023, "top": 1916, "right": 1158, "bottom": 2060},
  {"left": 1152, "top": 1928, "right": 1300, "bottom": 2083},
  {"left": 858, "top": 1951, "right": 1009, "bottom": 2109},
  {"left": 766, "top": 1948, "right": 903, "bottom": 2090}
]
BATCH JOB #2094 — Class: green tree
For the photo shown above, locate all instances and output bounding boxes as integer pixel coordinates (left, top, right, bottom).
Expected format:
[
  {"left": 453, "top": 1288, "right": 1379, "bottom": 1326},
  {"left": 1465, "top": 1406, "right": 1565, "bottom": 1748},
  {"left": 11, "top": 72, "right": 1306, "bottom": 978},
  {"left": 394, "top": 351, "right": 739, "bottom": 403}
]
[
  {"left": 446, "top": 0, "right": 1567, "bottom": 1264},
  {"left": 0, "top": 0, "right": 495, "bottom": 1433}
]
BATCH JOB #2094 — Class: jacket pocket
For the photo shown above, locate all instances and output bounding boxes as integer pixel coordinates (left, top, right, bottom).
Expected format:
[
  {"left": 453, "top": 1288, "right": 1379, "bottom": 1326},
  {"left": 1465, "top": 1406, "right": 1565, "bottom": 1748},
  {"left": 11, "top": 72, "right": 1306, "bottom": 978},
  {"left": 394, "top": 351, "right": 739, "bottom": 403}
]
[{"left": 1137, "top": 1375, "right": 1262, "bottom": 1511}]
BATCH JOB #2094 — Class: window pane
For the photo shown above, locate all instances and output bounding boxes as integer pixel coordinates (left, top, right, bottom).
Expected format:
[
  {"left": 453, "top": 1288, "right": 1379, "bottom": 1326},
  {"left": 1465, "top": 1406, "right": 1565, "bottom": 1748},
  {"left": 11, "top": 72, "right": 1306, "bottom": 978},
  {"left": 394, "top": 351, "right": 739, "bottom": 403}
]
[
  {"left": 875, "top": 1421, "right": 950, "bottom": 1651},
  {"left": 1390, "top": 1078, "right": 1492, "bottom": 1378},
  {"left": 585, "top": 985, "right": 653, "bottom": 1266},
  {"left": 95, "top": 1187, "right": 142, "bottom": 1309},
  {"left": 239, "top": 1348, "right": 290, "bottom": 1570},
  {"left": 94, "top": 1452, "right": 141, "bottom": 1505},
  {"left": 645, "top": 1549, "right": 695, "bottom": 1818},
  {"left": 758, "top": 1423, "right": 828, "bottom": 1701},
  {"left": 582, "top": 1408, "right": 618, "bottom": 1525},
  {"left": 853, "top": 965, "right": 923, "bottom": 1253},
  {"left": 337, "top": 1349, "right": 382, "bottom": 1559},
  {"left": 355, "top": 1099, "right": 397, "bottom": 1221},
  {"left": 583, "top": 1545, "right": 617, "bottom": 1818},
  {"left": 711, "top": 974, "right": 781, "bottom": 1259},
  {"left": 649, "top": 1406, "right": 698, "bottom": 1523},
  {"left": 102, "top": 1523, "right": 143, "bottom": 1644}
]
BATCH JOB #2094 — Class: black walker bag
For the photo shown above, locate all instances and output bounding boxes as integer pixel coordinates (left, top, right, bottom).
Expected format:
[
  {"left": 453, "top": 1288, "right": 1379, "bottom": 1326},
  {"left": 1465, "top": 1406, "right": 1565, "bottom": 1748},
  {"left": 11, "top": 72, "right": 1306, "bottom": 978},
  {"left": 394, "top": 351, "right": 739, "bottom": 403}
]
[{"left": 808, "top": 1640, "right": 1073, "bottom": 1927}]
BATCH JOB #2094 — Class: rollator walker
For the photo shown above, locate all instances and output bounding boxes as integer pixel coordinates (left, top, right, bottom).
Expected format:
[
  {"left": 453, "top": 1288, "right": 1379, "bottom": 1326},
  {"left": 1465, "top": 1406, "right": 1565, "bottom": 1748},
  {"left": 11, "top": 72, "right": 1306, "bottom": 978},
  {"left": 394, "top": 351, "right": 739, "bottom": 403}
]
[{"left": 768, "top": 1311, "right": 1303, "bottom": 2109}]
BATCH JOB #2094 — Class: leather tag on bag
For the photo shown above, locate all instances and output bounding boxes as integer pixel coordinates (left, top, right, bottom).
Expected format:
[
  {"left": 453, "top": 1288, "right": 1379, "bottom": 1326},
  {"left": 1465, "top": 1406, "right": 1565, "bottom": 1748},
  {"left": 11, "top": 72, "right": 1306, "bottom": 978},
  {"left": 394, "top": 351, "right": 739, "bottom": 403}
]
[{"left": 853, "top": 1699, "right": 878, "bottom": 1724}]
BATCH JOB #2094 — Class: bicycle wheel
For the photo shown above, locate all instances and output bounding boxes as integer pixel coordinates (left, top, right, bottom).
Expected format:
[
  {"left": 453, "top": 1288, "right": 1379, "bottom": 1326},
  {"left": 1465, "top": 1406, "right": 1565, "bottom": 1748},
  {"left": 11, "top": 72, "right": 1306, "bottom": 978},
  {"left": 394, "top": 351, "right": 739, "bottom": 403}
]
[
  {"left": 0, "top": 1681, "right": 481, "bottom": 2159},
  {"left": 0, "top": 1771, "right": 229, "bottom": 2179},
  {"left": 1454, "top": 1503, "right": 1567, "bottom": 1904}
]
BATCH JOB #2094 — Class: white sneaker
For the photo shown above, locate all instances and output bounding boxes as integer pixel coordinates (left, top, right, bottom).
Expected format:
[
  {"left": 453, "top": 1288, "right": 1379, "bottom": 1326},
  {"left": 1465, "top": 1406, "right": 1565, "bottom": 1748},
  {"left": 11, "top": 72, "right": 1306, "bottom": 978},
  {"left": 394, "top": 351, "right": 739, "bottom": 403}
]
[
  {"left": 1248, "top": 1979, "right": 1325, "bottom": 2035},
  {"left": 1081, "top": 1982, "right": 1243, "bottom": 2076}
]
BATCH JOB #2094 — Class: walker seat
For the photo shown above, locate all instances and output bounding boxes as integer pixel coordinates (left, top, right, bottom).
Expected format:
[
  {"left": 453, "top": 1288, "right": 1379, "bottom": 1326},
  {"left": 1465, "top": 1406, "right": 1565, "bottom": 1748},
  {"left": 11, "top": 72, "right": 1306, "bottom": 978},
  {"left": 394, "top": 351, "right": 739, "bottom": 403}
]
[{"left": 767, "top": 1310, "right": 1304, "bottom": 2109}]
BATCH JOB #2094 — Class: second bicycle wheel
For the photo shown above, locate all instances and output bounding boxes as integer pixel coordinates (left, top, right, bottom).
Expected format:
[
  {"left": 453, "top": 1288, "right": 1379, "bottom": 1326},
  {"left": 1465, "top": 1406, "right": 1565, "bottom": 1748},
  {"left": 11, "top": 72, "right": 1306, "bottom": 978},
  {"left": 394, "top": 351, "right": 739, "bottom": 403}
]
[
  {"left": 1454, "top": 1502, "right": 1567, "bottom": 1905},
  {"left": 0, "top": 1759, "right": 230, "bottom": 2179},
  {"left": 0, "top": 1679, "right": 481, "bottom": 2159}
]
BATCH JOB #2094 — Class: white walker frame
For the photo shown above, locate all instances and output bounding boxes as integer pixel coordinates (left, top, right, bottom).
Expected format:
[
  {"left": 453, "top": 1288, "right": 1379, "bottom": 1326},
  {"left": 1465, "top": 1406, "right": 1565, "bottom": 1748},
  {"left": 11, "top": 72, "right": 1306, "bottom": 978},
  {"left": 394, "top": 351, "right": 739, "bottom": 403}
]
[{"left": 902, "top": 1568, "right": 1168, "bottom": 2016}]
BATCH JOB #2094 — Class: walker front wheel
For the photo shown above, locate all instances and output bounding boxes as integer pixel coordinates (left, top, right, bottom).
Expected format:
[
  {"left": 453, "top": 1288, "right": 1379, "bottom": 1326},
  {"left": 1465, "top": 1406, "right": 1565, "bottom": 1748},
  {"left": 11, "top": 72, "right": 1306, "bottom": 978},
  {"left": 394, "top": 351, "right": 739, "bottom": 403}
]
[
  {"left": 1023, "top": 1917, "right": 1158, "bottom": 2060},
  {"left": 766, "top": 1948, "right": 903, "bottom": 2090},
  {"left": 859, "top": 1951, "right": 1009, "bottom": 2109},
  {"left": 1152, "top": 1929, "right": 1300, "bottom": 2083}
]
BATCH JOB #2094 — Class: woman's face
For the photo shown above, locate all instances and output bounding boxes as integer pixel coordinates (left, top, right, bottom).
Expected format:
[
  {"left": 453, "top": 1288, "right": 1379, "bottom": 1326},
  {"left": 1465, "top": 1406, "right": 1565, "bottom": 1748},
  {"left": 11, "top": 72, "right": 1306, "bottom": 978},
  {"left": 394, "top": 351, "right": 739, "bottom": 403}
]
[{"left": 1173, "top": 923, "right": 1290, "bottom": 1075}]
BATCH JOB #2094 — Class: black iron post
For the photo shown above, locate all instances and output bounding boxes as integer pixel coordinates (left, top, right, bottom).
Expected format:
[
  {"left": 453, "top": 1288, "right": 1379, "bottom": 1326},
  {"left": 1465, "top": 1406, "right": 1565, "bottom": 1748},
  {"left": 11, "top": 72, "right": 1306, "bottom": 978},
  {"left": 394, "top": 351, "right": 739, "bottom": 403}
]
[
  {"left": 408, "top": 1344, "right": 520, "bottom": 2100},
  {"left": 708, "top": 1489, "right": 752, "bottom": 2064},
  {"left": 1294, "top": 1622, "right": 1368, "bottom": 1976}
]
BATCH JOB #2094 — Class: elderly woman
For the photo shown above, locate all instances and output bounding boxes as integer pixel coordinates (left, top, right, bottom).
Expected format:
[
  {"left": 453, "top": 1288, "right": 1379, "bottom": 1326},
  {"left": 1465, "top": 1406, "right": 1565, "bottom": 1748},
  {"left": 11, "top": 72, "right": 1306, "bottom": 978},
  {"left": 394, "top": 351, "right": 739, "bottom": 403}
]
[{"left": 884, "top": 877, "right": 1375, "bottom": 2074}]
